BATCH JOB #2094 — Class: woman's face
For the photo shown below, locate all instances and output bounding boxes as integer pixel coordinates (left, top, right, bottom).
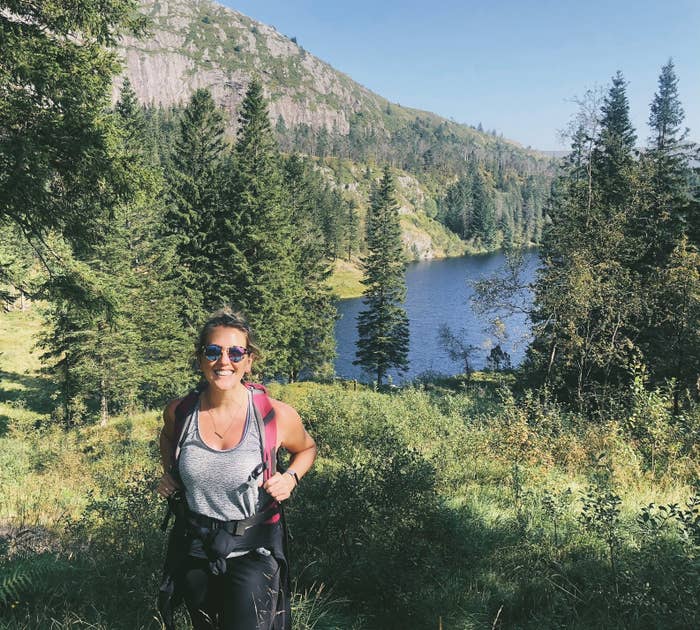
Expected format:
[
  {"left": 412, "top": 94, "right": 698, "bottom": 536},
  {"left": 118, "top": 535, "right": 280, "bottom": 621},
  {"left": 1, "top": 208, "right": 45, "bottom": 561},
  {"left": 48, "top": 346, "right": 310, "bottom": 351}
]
[{"left": 199, "top": 325, "right": 253, "bottom": 392}]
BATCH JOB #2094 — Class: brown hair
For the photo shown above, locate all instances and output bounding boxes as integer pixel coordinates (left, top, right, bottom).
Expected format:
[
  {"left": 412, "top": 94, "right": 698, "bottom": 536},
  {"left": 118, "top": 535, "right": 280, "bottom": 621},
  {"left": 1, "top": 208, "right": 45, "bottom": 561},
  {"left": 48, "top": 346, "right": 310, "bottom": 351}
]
[{"left": 195, "top": 308, "right": 262, "bottom": 361}]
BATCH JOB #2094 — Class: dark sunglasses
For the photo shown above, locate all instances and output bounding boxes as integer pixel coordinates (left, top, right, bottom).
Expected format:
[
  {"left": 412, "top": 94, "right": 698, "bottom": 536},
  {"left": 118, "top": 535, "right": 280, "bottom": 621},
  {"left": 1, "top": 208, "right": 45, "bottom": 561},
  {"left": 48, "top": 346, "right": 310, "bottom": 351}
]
[{"left": 202, "top": 344, "right": 250, "bottom": 363}]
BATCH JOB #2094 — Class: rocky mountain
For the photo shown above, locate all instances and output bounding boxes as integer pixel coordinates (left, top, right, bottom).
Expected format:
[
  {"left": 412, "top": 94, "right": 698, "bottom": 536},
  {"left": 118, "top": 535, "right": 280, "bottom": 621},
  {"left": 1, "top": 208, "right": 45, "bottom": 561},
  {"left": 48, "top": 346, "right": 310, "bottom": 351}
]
[
  {"left": 115, "top": 0, "right": 553, "bottom": 260},
  {"left": 116, "top": 0, "right": 555, "bottom": 160},
  {"left": 117, "top": 0, "right": 377, "bottom": 133}
]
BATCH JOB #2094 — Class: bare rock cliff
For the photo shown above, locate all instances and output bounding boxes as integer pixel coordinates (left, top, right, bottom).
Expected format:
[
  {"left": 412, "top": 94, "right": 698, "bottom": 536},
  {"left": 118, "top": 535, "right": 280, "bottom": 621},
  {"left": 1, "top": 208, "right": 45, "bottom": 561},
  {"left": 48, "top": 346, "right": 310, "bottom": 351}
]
[{"left": 115, "top": 0, "right": 384, "bottom": 134}]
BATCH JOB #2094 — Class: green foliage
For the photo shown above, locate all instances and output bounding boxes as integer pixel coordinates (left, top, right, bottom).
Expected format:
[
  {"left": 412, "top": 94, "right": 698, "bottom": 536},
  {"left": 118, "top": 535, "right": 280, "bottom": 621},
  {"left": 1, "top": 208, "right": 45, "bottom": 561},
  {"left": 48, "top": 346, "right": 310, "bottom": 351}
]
[
  {"left": 2, "top": 337, "right": 700, "bottom": 629},
  {"left": 287, "top": 386, "right": 468, "bottom": 627},
  {"left": 218, "top": 79, "right": 300, "bottom": 377},
  {"left": 354, "top": 167, "right": 409, "bottom": 384},
  {"left": 0, "top": 553, "right": 71, "bottom": 608},
  {"left": 282, "top": 156, "right": 338, "bottom": 381},
  {"left": 540, "top": 486, "right": 572, "bottom": 548},
  {"left": 165, "top": 87, "right": 228, "bottom": 323},
  {"left": 0, "top": 0, "right": 146, "bottom": 254},
  {"left": 528, "top": 64, "right": 699, "bottom": 415},
  {"left": 39, "top": 81, "right": 192, "bottom": 424},
  {"left": 0, "top": 224, "right": 37, "bottom": 308},
  {"left": 580, "top": 481, "right": 623, "bottom": 581}
]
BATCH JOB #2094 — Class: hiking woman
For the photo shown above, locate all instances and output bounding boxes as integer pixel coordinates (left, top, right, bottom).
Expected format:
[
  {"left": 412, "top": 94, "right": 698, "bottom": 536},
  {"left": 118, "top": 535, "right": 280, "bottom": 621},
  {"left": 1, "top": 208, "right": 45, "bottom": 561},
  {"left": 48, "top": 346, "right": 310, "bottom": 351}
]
[{"left": 157, "top": 309, "right": 317, "bottom": 630}]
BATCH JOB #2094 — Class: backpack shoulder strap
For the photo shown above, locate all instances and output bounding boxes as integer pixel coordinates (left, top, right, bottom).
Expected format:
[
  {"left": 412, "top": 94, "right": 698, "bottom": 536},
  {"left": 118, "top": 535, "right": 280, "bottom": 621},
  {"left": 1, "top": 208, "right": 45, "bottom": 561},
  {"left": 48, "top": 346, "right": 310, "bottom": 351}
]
[
  {"left": 246, "top": 382, "right": 281, "bottom": 525},
  {"left": 246, "top": 382, "right": 277, "bottom": 480},
  {"left": 171, "top": 387, "right": 201, "bottom": 469}
]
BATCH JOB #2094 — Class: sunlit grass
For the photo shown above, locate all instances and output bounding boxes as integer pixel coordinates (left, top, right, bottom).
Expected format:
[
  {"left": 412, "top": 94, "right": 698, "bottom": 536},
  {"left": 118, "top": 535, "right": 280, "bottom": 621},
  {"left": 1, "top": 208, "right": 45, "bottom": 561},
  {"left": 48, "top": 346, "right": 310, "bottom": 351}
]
[
  {"left": 0, "top": 308, "right": 43, "bottom": 374},
  {"left": 1, "top": 309, "right": 698, "bottom": 628},
  {"left": 327, "top": 258, "right": 363, "bottom": 299}
]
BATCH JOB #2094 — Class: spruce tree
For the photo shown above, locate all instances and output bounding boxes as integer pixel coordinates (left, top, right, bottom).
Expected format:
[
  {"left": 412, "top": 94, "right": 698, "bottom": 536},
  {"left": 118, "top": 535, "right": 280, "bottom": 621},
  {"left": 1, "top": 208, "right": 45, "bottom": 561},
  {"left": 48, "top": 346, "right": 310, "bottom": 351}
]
[
  {"left": 0, "top": 0, "right": 145, "bottom": 256},
  {"left": 592, "top": 71, "right": 637, "bottom": 216},
  {"left": 634, "top": 61, "right": 698, "bottom": 406},
  {"left": 282, "top": 155, "right": 338, "bottom": 381},
  {"left": 440, "top": 175, "right": 472, "bottom": 239},
  {"left": 639, "top": 59, "right": 692, "bottom": 264},
  {"left": 114, "top": 80, "right": 193, "bottom": 406},
  {"left": 41, "top": 80, "right": 192, "bottom": 424},
  {"left": 165, "top": 88, "right": 228, "bottom": 324},
  {"left": 221, "top": 79, "right": 299, "bottom": 376},
  {"left": 354, "top": 167, "right": 409, "bottom": 385},
  {"left": 471, "top": 169, "right": 497, "bottom": 246}
]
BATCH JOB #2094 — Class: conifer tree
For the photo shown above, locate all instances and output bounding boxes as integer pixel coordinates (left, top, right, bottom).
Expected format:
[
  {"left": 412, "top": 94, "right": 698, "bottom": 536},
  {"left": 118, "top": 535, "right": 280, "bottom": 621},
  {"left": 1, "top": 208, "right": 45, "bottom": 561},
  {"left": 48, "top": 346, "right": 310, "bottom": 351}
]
[
  {"left": 638, "top": 59, "right": 693, "bottom": 264},
  {"left": 282, "top": 155, "right": 337, "bottom": 381},
  {"left": 0, "top": 224, "right": 35, "bottom": 308},
  {"left": 42, "top": 80, "right": 192, "bottom": 424},
  {"left": 354, "top": 167, "right": 409, "bottom": 385},
  {"left": 0, "top": 0, "right": 145, "bottom": 257},
  {"left": 592, "top": 72, "right": 637, "bottom": 213},
  {"left": 113, "top": 80, "right": 193, "bottom": 406},
  {"left": 471, "top": 169, "right": 497, "bottom": 246},
  {"left": 221, "top": 79, "right": 299, "bottom": 376},
  {"left": 165, "top": 88, "right": 228, "bottom": 324},
  {"left": 440, "top": 175, "right": 473, "bottom": 239},
  {"left": 634, "top": 61, "right": 698, "bottom": 406}
]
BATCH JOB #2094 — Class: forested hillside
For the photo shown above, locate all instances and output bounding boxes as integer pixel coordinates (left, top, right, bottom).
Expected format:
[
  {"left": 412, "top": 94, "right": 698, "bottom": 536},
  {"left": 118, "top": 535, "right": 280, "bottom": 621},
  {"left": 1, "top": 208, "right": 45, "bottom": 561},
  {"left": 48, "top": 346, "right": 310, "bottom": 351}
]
[{"left": 117, "top": 0, "right": 554, "bottom": 253}]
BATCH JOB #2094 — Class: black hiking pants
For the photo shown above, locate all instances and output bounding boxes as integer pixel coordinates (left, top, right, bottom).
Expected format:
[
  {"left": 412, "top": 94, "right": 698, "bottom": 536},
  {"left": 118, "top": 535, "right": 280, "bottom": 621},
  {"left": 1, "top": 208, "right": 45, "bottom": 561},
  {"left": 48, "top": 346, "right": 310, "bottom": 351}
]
[{"left": 180, "top": 551, "right": 281, "bottom": 630}]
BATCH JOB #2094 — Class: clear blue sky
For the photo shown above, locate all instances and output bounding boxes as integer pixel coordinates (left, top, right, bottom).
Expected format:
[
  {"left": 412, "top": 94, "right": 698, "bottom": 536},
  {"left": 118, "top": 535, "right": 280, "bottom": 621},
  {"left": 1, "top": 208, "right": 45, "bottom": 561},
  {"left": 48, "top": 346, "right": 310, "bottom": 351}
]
[{"left": 221, "top": 0, "right": 699, "bottom": 151}]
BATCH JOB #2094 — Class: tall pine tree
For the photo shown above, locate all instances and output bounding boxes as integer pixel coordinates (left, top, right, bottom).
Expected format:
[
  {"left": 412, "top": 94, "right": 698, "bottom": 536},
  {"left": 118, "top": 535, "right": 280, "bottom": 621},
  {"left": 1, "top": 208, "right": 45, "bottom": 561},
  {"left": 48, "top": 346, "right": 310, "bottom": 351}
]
[
  {"left": 634, "top": 61, "right": 699, "bottom": 408},
  {"left": 282, "top": 155, "right": 338, "bottom": 381},
  {"left": 165, "top": 88, "right": 228, "bottom": 325},
  {"left": 220, "top": 79, "right": 299, "bottom": 376},
  {"left": 354, "top": 167, "right": 409, "bottom": 385}
]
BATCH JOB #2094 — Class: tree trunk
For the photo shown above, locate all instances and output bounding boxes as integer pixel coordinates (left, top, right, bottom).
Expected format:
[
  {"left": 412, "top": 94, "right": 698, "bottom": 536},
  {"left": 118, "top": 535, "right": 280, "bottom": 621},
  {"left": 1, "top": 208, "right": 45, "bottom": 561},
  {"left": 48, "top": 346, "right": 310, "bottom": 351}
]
[{"left": 100, "top": 376, "right": 108, "bottom": 427}]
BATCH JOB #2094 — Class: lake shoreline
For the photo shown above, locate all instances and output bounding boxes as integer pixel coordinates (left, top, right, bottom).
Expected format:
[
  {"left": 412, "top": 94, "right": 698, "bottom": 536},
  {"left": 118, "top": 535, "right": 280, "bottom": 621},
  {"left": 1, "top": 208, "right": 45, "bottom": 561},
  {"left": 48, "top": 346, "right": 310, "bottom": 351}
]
[
  {"left": 334, "top": 249, "right": 539, "bottom": 382},
  {"left": 331, "top": 244, "right": 539, "bottom": 300}
]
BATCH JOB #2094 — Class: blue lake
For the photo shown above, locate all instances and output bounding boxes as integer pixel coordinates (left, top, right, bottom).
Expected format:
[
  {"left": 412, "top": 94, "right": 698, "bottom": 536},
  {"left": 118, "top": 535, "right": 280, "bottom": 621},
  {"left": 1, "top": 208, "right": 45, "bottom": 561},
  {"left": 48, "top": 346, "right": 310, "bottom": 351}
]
[{"left": 334, "top": 250, "right": 539, "bottom": 382}]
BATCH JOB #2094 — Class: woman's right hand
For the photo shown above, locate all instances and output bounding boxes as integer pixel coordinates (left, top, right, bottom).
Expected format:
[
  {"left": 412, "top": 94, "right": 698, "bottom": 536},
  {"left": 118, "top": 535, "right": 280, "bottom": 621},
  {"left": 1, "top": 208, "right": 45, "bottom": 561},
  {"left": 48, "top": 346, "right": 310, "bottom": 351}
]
[{"left": 157, "top": 472, "right": 182, "bottom": 499}]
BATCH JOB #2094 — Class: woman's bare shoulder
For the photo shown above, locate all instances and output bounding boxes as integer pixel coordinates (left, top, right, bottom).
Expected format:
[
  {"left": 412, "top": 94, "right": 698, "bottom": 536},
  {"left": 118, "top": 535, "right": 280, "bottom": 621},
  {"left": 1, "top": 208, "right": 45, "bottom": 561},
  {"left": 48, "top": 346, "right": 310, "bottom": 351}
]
[
  {"left": 162, "top": 396, "right": 186, "bottom": 433},
  {"left": 269, "top": 397, "right": 300, "bottom": 423}
]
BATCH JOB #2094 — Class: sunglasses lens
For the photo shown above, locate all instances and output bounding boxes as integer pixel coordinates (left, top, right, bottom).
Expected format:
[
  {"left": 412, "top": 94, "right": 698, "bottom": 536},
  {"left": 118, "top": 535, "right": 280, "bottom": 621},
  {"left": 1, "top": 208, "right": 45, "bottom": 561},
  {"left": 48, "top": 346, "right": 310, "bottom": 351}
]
[
  {"left": 203, "top": 345, "right": 248, "bottom": 362},
  {"left": 204, "top": 344, "right": 222, "bottom": 361},
  {"left": 228, "top": 347, "right": 247, "bottom": 363}
]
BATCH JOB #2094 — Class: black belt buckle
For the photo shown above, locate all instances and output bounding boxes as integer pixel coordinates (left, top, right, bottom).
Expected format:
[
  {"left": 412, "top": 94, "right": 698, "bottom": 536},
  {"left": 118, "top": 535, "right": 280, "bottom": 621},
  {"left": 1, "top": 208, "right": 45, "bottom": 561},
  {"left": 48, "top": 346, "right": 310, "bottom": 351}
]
[{"left": 220, "top": 518, "right": 247, "bottom": 536}]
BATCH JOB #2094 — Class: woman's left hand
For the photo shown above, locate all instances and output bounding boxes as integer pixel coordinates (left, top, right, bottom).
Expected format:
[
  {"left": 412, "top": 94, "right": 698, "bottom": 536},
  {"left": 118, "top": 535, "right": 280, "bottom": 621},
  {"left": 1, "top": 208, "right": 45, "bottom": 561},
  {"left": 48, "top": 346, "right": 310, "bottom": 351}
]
[{"left": 263, "top": 472, "right": 297, "bottom": 502}]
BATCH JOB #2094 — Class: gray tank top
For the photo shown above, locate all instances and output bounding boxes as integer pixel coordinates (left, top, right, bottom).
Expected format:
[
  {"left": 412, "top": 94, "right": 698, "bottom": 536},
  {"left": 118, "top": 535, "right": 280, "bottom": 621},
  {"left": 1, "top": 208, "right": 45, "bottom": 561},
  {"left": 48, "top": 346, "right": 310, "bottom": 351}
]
[{"left": 178, "top": 391, "right": 271, "bottom": 522}]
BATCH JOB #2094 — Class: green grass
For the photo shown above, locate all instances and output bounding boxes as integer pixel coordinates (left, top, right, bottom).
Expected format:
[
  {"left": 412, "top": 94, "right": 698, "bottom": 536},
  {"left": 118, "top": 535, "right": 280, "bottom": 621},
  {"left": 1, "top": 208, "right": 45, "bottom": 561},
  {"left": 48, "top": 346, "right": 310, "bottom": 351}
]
[
  {"left": 0, "top": 309, "right": 698, "bottom": 628},
  {"left": 0, "top": 308, "right": 50, "bottom": 432},
  {"left": 328, "top": 259, "right": 363, "bottom": 299}
]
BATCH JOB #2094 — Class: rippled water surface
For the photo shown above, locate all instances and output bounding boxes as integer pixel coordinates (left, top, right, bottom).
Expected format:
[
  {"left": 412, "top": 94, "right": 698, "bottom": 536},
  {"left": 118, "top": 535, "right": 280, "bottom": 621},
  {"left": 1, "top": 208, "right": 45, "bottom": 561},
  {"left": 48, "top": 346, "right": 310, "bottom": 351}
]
[{"left": 334, "top": 250, "right": 539, "bottom": 382}]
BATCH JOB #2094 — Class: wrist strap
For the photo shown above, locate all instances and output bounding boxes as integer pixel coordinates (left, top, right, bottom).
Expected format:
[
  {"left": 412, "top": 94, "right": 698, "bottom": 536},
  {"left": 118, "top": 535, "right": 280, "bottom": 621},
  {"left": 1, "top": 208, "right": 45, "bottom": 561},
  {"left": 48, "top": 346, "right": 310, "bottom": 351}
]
[{"left": 286, "top": 469, "right": 299, "bottom": 486}]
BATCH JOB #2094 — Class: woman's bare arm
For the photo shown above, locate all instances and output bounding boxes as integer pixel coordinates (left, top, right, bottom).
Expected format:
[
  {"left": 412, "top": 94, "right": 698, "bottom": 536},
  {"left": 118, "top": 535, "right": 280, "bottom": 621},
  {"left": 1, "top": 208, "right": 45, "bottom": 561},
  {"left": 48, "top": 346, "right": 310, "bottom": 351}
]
[
  {"left": 262, "top": 398, "right": 317, "bottom": 502},
  {"left": 157, "top": 399, "right": 182, "bottom": 498}
]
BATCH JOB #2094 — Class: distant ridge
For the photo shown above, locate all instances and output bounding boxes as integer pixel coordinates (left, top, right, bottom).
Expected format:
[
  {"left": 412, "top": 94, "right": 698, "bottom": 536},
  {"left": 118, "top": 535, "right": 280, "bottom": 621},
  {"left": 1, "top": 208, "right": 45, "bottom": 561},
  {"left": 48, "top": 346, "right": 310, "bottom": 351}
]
[
  {"left": 117, "top": 0, "right": 551, "bottom": 158},
  {"left": 116, "top": 0, "right": 554, "bottom": 260}
]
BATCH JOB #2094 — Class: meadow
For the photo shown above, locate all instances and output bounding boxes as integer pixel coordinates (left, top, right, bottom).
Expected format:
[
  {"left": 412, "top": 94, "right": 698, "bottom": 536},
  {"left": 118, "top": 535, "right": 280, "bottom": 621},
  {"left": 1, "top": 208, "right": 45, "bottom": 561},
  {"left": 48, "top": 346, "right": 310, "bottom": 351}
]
[{"left": 1, "top": 309, "right": 698, "bottom": 629}]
